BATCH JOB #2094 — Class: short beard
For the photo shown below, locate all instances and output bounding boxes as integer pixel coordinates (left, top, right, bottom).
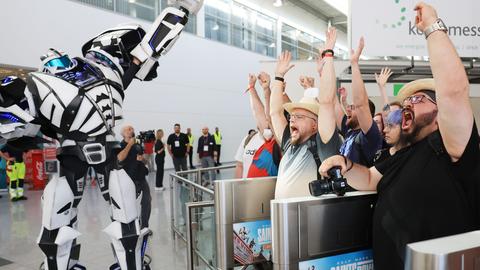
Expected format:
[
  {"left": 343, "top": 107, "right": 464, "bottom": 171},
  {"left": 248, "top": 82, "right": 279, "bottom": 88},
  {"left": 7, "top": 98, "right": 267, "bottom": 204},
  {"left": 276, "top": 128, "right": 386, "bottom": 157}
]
[
  {"left": 399, "top": 109, "right": 438, "bottom": 145},
  {"left": 291, "top": 136, "right": 300, "bottom": 145}
]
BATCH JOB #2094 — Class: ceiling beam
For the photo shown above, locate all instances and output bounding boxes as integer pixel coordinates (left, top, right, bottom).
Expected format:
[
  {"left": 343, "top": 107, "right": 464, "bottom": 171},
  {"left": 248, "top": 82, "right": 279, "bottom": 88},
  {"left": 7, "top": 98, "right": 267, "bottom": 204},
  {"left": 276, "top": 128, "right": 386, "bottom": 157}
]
[{"left": 291, "top": 0, "right": 347, "bottom": 33}]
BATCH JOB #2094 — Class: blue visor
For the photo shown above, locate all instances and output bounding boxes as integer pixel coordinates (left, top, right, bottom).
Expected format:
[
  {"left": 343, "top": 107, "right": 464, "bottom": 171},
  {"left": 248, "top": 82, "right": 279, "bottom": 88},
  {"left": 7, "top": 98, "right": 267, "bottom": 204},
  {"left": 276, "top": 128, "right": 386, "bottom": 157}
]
[{"left": 45, "top": 55, "right": 72, "bottom": 68}]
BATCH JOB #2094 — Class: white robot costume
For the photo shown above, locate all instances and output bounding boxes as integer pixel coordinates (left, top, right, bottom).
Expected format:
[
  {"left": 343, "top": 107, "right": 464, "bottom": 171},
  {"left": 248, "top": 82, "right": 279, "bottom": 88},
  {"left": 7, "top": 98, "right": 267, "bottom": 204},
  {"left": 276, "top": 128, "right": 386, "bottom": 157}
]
[{"left": 0, "top": 1, "right": 204, "bottom": 269}]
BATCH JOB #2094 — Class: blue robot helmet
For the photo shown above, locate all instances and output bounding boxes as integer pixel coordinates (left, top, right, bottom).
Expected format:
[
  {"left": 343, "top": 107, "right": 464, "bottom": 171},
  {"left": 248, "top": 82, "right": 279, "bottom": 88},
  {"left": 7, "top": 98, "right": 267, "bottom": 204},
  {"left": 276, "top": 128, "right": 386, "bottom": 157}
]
[{"left": 40, "top": 48, "right": 76, "bottom": 74}]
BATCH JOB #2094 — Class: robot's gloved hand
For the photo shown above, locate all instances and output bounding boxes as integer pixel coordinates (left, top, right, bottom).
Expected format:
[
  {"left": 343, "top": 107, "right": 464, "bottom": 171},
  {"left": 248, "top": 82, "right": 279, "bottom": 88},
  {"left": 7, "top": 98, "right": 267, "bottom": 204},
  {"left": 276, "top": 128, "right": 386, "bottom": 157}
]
[
  {"left": 168, "top": 0, "right": 204, "bottom": 15},
  {"left": 130, "top": 0, "right": 204, "bottom": 80}
]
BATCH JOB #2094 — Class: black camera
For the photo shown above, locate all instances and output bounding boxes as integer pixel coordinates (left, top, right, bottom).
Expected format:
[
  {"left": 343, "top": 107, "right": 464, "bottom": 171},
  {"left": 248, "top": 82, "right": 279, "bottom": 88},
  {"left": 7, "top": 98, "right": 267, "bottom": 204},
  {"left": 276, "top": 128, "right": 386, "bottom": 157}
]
[
  {"left": 309, "top": 166, "right": 348, "bottom": 197},
  {"left": 136, "top": 130, "right": 155, "bottom": 143}
]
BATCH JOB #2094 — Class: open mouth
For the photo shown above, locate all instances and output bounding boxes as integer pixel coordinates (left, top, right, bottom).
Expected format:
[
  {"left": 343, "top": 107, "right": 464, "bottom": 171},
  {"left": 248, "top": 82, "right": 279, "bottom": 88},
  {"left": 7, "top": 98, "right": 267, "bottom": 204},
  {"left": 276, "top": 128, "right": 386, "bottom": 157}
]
[
  {"left": 402, "top": 108, "right": 415, "bottom": 130},
  {"left": 291, "top": 126, "right": 299, "bottom": 136}
]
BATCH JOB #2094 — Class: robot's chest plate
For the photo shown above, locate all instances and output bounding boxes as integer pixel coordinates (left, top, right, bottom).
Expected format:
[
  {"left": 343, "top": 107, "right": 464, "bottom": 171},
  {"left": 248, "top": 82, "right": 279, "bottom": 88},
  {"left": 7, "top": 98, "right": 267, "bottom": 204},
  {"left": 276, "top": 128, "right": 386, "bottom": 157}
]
[{"left": 27, "top": 64, "right": 124, "bottom": 140}]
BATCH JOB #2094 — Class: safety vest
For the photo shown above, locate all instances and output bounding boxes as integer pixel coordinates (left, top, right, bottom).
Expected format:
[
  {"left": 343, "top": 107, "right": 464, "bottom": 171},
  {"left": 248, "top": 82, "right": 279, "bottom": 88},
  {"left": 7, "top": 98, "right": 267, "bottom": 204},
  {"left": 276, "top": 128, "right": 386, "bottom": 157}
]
[
  {"left": 187, "top": 134, "right": 194, "bottom": 146},
  {"left": 213, "top": 132, "right": 222, "bottom": 145}
]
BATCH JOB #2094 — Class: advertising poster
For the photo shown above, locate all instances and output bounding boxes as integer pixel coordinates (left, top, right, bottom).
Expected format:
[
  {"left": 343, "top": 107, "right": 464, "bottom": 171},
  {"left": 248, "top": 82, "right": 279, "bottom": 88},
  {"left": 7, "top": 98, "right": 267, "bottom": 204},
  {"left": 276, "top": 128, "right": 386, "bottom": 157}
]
[
  {"left": 233, "top": 219, "right": 272, "bottom": 266},
  {"left": 299, "top": 250, "right": 373, "bottom": 270},
  {"left": 351, "top": 0, "right": 480, "bottom": 57}
]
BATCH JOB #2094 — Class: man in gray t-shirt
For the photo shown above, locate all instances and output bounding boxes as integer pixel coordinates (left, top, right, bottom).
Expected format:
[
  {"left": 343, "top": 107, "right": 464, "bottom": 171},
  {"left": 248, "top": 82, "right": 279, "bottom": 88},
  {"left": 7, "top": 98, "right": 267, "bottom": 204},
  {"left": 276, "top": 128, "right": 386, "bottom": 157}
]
[
  {"left": 270, "top": 29, "right": 342, "bottom": 199},
  {"left": 275, "top": 123, "right": 341, "bottom": 199}
]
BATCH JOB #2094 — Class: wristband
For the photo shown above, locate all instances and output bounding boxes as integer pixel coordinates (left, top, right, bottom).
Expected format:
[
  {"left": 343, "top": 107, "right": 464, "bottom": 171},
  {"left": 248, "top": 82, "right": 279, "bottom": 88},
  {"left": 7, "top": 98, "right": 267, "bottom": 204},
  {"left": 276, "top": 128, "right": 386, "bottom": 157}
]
[
  {"left": 275, "top": 76, "right": 285, "bottom": 82},
  {"left": 244, "top": 85, "right": 255, "bottom": 93},
  {"left": 321, "top": 49, "right": 335, "bottom": 58}
]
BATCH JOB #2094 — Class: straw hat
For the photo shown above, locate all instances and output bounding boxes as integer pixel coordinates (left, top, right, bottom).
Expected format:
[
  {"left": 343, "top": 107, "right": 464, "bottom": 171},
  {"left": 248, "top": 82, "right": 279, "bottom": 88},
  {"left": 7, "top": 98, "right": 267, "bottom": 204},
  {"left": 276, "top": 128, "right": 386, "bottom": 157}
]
[
  {"left": 396, "top": 78, "right": 436, "bottom": 102},
  {"left": 283, "top": 97, "right": 319, "bottom": 116}
]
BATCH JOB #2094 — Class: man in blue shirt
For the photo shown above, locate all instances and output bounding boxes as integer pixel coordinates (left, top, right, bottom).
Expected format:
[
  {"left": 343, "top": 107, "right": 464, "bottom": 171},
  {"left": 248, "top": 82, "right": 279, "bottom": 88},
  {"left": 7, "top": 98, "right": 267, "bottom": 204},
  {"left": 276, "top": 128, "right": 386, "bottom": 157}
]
[
  {"left": 333, "top": 39, "right": 383, "bottom": 167},
  {"left": 339, "top": 99, "right": 383, "bottom": 167}
]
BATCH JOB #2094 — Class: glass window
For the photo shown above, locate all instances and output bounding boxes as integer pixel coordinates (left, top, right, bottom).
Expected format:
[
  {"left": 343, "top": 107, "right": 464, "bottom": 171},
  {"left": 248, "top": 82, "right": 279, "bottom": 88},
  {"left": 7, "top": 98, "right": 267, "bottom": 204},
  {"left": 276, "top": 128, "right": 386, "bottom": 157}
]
[
  {"left": 204, "top": 0, "right": 276, "bottom": 58},
  {"left": 74, "top": 0, "right": 277, "bottom": 57}
]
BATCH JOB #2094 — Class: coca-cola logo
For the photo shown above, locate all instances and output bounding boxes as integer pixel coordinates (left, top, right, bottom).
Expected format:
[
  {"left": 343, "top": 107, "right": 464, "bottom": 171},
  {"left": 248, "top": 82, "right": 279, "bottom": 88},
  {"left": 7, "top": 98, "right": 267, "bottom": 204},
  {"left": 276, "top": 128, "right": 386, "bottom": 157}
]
[{"left": 36, "top": 161, "right": 44, "bottom": 181}]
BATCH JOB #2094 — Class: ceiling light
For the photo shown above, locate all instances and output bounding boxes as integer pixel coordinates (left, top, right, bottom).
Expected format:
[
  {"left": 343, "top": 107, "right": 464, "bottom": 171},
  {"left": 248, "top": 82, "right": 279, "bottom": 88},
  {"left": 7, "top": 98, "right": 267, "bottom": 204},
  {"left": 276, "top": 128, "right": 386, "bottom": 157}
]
[
  {"left": 273, "top": 0, "right": 283, "bottom": 7},
  {"left": 212, "top": 24, "right": 219, "bottom": 31},
  {"left": 307, "top": 55, "right": 313, "bottom": 60},
  {"left": 268, "top": 42, "right": 276, "bottom": 48},
  {"left": 128, "top": 0, "right": 136, "bottom": 3}
]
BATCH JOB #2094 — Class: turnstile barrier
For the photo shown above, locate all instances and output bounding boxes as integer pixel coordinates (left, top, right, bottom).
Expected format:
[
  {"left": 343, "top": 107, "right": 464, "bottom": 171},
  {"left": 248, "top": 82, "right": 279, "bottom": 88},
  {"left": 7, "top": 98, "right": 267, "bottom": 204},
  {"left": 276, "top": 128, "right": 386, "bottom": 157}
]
[{"left": 271, "top": 192, "right": 377, "bottom": 270}]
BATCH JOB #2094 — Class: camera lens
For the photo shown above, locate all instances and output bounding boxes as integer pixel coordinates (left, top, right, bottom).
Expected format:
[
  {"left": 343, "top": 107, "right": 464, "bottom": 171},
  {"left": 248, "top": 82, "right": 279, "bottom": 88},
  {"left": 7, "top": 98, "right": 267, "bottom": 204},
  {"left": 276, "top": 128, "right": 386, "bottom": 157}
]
[{"left": 309, "top": 180, "right": 333, "bottom": 196}]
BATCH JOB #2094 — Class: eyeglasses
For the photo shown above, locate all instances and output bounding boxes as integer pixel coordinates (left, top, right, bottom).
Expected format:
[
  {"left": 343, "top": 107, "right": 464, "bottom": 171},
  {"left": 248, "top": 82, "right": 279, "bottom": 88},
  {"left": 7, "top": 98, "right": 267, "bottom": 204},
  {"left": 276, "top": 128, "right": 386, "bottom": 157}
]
[
  {"left": 346, "top": 104, "right": 355, "bottom": 111},
  {"left": 403, "top": 94, "right": 437, "bottom": 106},
  {"left": 287, "top": 113, "right": 317, "bottom": 122}
]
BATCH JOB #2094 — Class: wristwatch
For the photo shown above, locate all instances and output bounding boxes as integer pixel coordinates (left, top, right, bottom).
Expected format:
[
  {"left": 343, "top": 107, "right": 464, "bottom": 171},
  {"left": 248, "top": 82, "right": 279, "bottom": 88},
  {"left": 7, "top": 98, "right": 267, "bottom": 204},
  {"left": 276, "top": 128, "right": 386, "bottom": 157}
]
[{"left": 424, "top": 18, "right": 447, "bottom": 39}]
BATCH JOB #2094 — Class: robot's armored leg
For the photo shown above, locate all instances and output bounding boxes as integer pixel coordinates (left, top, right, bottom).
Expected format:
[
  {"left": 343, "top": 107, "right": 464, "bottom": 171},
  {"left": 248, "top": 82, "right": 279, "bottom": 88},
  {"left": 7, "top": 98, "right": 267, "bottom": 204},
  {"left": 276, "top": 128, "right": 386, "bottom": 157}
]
[
  {"left": 37, "top": 157, "right": 88, "bottom": 270},
  {"left": 37, "top": 176, "right": 81, "bottom": 270},
  {"left": 104, "top": 169, "right": 151, "bottom": 270}
]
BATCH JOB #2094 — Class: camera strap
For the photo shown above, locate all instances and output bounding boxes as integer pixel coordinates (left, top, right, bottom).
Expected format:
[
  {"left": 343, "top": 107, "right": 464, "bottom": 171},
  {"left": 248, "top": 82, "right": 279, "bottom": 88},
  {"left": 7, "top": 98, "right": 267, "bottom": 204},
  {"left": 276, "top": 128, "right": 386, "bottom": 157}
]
[{"left": 306, "top": 135, "right": 322, "bottom": 180}]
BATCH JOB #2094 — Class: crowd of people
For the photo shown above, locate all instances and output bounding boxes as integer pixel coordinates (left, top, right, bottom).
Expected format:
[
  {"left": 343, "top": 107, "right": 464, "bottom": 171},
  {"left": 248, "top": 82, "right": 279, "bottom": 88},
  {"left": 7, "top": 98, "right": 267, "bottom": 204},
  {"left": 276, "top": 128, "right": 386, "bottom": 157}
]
[
  {"left": 231, "top": 2, "right": 479, "bottom": 269},
  {"left": 122, "top": 123, "right": 224, "bottom": 191}
]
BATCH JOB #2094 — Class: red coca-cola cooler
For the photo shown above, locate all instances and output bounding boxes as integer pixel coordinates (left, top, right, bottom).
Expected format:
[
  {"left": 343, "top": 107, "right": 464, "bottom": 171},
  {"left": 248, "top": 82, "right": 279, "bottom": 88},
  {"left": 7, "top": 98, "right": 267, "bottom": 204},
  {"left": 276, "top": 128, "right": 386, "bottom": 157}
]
[{"left": 25, "top": 150, "right": 47, "bottom": 190}]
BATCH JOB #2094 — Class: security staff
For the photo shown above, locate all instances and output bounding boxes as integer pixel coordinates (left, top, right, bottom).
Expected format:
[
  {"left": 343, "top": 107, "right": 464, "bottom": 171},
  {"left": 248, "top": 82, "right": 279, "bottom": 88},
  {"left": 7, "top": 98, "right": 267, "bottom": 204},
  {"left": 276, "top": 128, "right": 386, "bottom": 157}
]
[
  {"left": 186, "top": 128, "right": 195, "bottom": 169},
  {"left": 0, "top": 145, "right": 27, "bottom": 201},
  {"left": 213, "top": 127, "right": 222, "bottom": 166}
]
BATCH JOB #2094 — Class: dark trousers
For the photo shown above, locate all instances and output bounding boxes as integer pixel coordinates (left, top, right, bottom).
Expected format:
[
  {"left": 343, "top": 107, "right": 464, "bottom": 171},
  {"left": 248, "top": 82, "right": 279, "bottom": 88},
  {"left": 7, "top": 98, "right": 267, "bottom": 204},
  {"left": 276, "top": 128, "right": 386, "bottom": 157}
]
[
  {"left": 215, "top": 145, "right": 221, "bottom": 165},
  {"left": 173, "top": 157, "right": 188, "bottom": 172},
  {"left": 155, "top": 157, "right": 165, "bottom": 188},
  {"left": 188, "top": 150, "right": 194, "bottom": 168},
  {"left": 137, "top": 180, "right": 151, "bottom": 228}
]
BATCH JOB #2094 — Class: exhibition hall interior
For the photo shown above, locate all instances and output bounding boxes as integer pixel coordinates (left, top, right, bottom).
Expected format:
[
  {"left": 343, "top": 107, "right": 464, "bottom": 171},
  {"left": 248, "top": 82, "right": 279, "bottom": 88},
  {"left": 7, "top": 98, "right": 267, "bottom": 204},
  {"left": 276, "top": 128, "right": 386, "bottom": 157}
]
[{"left": 1, "top": 0, "right": 480, "bottom": 269}]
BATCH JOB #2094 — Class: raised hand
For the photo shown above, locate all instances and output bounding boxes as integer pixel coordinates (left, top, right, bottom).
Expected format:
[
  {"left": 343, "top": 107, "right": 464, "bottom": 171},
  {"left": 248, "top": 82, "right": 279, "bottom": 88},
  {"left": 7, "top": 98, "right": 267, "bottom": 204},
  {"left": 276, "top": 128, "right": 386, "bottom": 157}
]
[
  {"left": 257, "top": 72, "right": 271, "bottom": 90},
  {"left": 375, "top": 68, "right": 393, "bottom": 88},
  {"left": 324, "top": 27, "right": 337, "bottom": 50},
  {"left": 338, "top": 87, "right": 347, "bottom": 103},
  {"left": 248, "top": 73, "right": 257, "bottom": 88},
  {"left": 350, "top": 37, "right": 365, "bottom": 65},
  {"left": 275, "top": 51, "right": 295, "bottom": 78},
  {"left": 414, "top": 2, "right": 439, "bottom": 32}
]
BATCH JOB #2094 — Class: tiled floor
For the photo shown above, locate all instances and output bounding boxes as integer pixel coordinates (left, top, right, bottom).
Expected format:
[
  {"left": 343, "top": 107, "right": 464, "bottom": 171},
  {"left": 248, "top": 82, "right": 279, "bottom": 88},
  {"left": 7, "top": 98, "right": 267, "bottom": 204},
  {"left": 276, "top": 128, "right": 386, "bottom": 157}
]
[{"left": 0, "top": 170, "right": 190, "bottom": 270}]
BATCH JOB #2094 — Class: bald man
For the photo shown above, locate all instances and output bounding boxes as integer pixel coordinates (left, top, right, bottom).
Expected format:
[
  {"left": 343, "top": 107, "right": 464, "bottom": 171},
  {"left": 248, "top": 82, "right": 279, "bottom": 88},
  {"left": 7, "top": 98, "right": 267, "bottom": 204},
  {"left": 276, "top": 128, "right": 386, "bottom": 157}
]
[
  {"left": 117, "top": 125, "right": 152, "bottom": 228},
  {"left": 197, "top": 127, "right": 217, "bottom": 186}
]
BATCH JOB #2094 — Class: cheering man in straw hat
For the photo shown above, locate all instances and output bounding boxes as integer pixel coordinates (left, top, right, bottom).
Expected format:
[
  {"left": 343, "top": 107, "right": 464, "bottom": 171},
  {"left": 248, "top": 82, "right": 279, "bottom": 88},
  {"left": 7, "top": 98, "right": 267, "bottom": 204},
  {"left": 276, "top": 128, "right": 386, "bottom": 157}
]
[
  {"left": 319, "top": 2, "right": 480, "bottom": 269},
  {"left": 270, "top": 28, "right": 343, "bottom": 199}
]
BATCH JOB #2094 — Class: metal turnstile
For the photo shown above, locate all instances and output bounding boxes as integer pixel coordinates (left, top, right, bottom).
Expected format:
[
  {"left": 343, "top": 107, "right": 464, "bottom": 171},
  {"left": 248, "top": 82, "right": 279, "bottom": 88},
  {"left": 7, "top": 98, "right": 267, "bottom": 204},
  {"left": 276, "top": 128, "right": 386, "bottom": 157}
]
[
  {"left": 405, "top": 230, "right": 480, "bottom": 270},
  {"left": 215, "top": 177, "right": 277, "bottom": 270},
  {"left": 271, "top": 192, "right": 377, "bottom": 270}
]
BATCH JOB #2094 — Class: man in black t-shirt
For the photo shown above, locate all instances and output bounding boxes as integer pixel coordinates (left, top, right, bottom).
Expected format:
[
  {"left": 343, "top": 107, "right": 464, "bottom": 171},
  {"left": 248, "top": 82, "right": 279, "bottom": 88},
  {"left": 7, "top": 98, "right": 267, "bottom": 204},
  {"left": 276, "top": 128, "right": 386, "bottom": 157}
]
[
  {"left": 319, "top": 4, "right": 479, "bottom": 269},
  {"left": 167, "top": 123, "right": 189, "bottom": 172},
  {"left": 117, "top": 125, "right": 151, "bottom": 228}
]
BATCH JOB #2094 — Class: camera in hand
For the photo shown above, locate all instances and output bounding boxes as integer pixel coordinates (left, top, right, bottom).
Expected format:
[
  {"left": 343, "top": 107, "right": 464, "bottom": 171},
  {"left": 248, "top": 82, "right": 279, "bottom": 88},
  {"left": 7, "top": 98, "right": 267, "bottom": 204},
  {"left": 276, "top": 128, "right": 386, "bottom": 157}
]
[
  {"left": 309, "top": 166, "right": 348, "bottom": 197},
  {"left": 136, "top": 130, "right": 155, "bottom": 143}
]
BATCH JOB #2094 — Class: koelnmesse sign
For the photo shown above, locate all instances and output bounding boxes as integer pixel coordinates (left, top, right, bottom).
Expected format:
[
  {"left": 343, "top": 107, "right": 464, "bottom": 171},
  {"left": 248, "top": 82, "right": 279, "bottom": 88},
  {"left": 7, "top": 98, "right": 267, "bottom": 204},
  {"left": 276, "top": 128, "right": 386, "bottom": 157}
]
[{"left": 350, "top": 0, "right": 480, "bottom": 57}]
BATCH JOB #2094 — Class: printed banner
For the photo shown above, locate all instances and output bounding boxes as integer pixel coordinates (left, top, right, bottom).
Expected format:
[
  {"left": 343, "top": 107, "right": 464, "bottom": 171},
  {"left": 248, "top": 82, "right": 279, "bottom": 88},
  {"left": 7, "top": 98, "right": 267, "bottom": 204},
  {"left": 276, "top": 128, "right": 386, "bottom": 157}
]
[
  {"left": 299, "top": 250, "right": 373, "bottom": 270},
  {"left": 233, "top": 219, "right": 272, "bottom": 266}
]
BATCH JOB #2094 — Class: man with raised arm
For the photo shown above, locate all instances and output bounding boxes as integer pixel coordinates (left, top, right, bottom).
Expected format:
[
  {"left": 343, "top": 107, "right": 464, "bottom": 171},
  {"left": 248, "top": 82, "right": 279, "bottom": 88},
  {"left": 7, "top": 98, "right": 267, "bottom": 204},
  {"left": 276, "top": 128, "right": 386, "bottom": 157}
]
[
  {"left": 270, "top": 28, "right": 342, "bottom": 199},
  {"left": 319, "top": 3, "right": 480, "bottom": 269}
]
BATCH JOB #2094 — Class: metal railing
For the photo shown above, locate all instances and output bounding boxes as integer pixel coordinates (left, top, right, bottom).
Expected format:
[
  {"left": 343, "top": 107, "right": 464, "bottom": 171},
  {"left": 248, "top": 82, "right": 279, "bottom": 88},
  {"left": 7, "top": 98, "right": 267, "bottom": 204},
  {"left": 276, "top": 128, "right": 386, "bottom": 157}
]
[
  {"left": 186, "top": 201, "right": 216, "bottom": 270},
  {"left": 170, "top": 164, "right": 235, "bottom": 241}
]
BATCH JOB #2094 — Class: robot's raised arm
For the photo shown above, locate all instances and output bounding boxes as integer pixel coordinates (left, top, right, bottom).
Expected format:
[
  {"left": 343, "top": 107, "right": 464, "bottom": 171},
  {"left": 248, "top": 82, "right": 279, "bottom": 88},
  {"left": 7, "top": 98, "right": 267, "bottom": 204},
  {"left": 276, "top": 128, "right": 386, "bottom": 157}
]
[{"left": 131, "top": 0, "right": 204, "bottom": 80}]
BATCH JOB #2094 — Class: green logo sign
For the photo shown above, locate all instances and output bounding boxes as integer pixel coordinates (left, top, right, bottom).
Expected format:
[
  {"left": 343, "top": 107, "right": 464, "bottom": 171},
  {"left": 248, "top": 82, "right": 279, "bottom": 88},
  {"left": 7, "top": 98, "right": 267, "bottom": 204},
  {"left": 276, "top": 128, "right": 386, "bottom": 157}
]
[{"left": 376, "top": 0, "right": 407, "bottom": 29}]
